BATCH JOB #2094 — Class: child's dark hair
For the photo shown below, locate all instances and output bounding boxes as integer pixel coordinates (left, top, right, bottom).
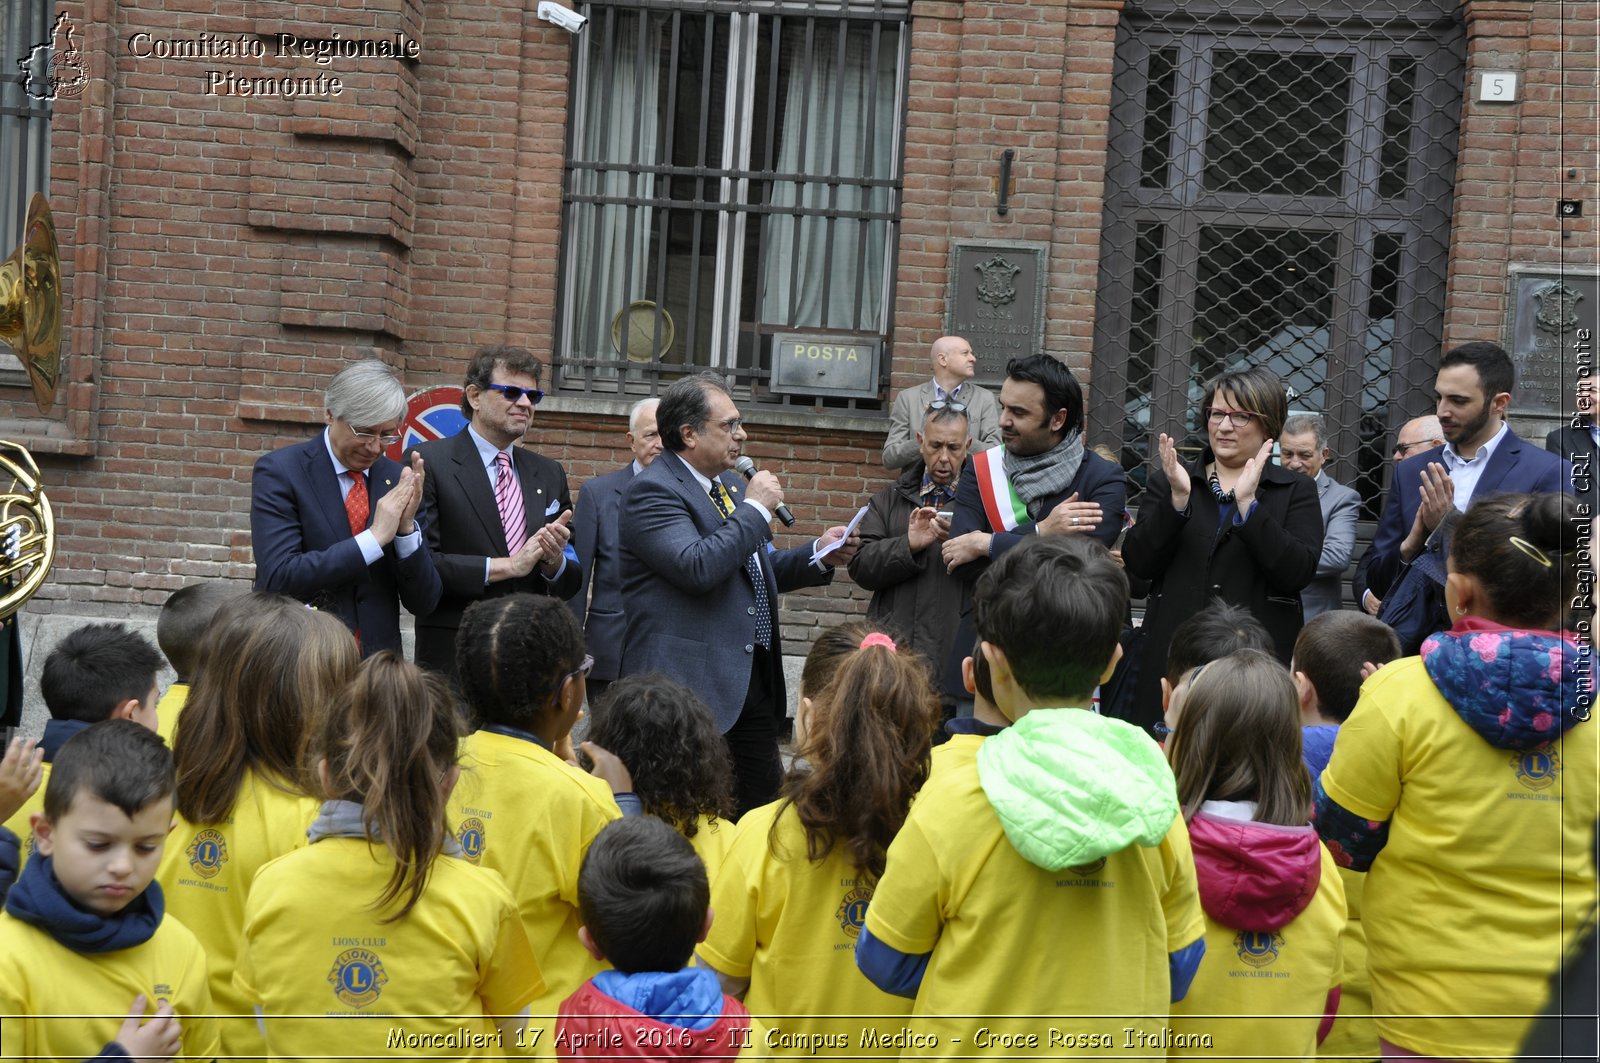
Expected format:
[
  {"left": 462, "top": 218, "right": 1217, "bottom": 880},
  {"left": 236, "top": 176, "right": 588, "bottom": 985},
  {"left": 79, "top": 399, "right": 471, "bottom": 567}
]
[
  {"left": 1451, "top": 493, "right": 1581, "bottom": 630},
  {"left": 40, "top": 623, "right": 165, "bottom": 724},
  {"left": 1293, "top": 612, "right": 1401, "bottom": 722},
  {"left": 44, "top": 719, "right": 174, "bottom": 821},
  {"left": 578, "top": 817, "right": 708, "bottom": 973},
  {"left": 175, "top": 593, "right": 359, "bottom": 824},
  {"left": 313, "top": 652, "right": 465, "bottom": 920},
  {"left": 1167, "top": 650, "right": 1311, "bottom": 827},
  {"left": 456, "top": 594, "right": 585, "bottom": 728},
  {"left": 585, "top": 675, "right": 734, "bottom": 837},
  {"left": 157, "top": 582, "right": 245, "bottom": 682},
  {"left": 1166, "top": 601, "right": 1273, "bottom": 683},
  {"left": 782, "top": 621, "right": 939, "bottom": 880},
  {"left": 973, "top": 536, "right": 1127, "bottom": 701}
]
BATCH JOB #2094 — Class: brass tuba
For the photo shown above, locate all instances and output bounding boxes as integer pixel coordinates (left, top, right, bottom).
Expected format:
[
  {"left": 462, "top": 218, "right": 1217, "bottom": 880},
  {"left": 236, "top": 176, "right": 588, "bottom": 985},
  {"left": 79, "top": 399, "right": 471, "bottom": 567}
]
[{"left": 0, "top": 193, "right": 61, "bottom": 618}]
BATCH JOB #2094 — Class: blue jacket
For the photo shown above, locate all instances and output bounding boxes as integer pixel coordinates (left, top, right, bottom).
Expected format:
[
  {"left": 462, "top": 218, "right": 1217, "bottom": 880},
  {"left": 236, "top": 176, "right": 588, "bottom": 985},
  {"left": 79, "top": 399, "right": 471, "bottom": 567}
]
[
  {"left": 250, "top": 434, "right": 442, "bottom": 656},
  {"left": 617, "top": 451, "right": 831, "bottom": 732}
]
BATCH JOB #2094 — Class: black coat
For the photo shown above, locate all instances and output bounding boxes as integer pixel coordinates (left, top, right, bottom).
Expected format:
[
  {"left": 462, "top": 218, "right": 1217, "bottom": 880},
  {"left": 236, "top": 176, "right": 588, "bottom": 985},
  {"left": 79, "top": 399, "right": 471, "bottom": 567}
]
[{"left": 1121, "top": 452, "right": 1323, "bottom": 732}]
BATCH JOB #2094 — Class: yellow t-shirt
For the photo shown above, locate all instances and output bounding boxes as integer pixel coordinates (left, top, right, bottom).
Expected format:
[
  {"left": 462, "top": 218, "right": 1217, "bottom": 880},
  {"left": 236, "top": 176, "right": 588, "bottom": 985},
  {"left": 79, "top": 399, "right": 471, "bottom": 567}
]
[
  {"left": 684, "top": 812, "right": 734, "bottom": 886},
  {"left": 454, "top": 729, "right": 621, "bottom": 1019},
  {"left": 0, "top": 763, "right": 45, "bottom": 872},
  {"left": 157, "top": 770, "right": 320, "bottom": 1058},
  {"left": 1318, "top": 865, "right": 1374, "bottom": 1060},
  {"left": 1170, "top": 841, "right": 1346, "bottom": 1061},
  {"left": 236, "top": 837, "right": 543, "bottom": 1061},
  {"left": 1322, "top": 655, "right": 1599, "bottom": 1060},
  {"left": 0, "top": 907, "right": 220, "bottom": 1061},
  {"left": 155, "top": 683, "right": 188, "bottom": 745},
  {"left": 864, "top": 739, "right": 1205, "bottom": 1057},
  {"left": 698, "top": 799, "right": 912, "bottom": 1055}
]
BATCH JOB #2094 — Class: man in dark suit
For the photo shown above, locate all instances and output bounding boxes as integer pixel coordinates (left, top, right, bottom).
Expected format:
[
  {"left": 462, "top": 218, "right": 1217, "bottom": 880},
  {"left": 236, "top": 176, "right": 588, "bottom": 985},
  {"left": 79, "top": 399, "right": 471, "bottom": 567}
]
[
  {"left": 941, "top": 355, "right": 1127, "bottom": 702},
  {"left": 618, "top": 373, "right": 859, "bottom": 815},
  {"left": 409, "top": 346, "right": 581, "bottom": 680},
  {"left": 1545, "top": 373, "right": 1598, "bottom": 523},
  {"left": 251, "top": 360, "right": 441, "bottom": 656},
  {"left": 1354, "top": 414, "right": 1443, "bottom": 614},
  {"left": 1364, "top": 342, "right": 1569, "bottom": 608},
  {"left": 569, "top": 397, "right": 660, "bottom": 703}
]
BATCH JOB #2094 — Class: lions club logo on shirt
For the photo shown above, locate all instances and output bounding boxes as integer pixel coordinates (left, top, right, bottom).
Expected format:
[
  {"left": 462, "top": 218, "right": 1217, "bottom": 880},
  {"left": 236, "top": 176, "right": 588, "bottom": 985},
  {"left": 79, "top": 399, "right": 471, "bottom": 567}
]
[
  {"left": 1512, "top": 748, "right": 1562, "bottom": 791},
  {"left": 185, "top": 829, "right": 229, "bottom": 880},
  {"left": 835, "top": 886, "right": 873, "bottom": 939},
  {"left": 456, "top": 817, "right": 487, "bottom": 864},
  {"left": 1234, "top": 931, "right": 1284, "bottom": 969},
  {"left": 328, "top": 948, "right": 389, "bottom": 1008}
]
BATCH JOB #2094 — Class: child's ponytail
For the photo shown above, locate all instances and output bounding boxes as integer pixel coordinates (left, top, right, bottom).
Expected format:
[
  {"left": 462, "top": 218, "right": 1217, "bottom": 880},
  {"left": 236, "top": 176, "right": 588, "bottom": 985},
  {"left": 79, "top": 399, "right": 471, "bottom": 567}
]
[
  {"left": 781, "top": 624, "right": 939, "bottom": 880},
  {"left": 314, "top": 652, "right": 464, "bottom": 920}
]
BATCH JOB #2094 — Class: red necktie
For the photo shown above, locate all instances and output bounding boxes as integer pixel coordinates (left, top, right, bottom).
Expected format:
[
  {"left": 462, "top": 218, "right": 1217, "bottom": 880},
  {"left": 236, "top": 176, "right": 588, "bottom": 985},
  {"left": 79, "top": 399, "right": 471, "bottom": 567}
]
[{"left": 345, "top": 471, "right": 369, "bottom": 537}]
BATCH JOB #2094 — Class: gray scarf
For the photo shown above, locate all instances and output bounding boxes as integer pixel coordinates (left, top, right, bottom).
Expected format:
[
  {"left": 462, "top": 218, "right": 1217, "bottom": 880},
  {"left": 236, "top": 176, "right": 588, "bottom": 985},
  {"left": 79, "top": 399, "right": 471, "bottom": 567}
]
[
  {"left": 1002, "top": 431, "right": 1085, "bottom": 519},
  {"left": 307, "top": 798, "right": 464, "bottom": 856}
]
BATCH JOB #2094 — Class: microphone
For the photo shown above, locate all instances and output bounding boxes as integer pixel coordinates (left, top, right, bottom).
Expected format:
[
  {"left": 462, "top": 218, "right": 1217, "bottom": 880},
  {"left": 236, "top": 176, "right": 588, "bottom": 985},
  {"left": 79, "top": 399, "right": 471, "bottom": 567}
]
[{"left": 734, "top": 456, "right": 796, "bottom": 527}]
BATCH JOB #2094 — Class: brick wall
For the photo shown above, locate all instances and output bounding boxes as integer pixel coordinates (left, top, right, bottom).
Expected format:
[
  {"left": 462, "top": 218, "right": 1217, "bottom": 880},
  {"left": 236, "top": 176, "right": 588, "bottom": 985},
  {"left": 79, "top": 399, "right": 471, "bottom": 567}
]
[
  {"left": 10, "top": 0, "right": 1589, "bottom": 658},
  {"left": 1444, "top": 0, "right": 1597, "bottom": 346}
]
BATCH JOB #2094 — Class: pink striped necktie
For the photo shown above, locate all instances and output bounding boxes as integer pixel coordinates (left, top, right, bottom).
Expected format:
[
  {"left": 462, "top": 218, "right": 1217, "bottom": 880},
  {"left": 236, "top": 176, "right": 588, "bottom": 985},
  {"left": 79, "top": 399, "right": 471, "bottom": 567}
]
[{"left": 495, "top": 451, "right": 528, "bottom": 554}]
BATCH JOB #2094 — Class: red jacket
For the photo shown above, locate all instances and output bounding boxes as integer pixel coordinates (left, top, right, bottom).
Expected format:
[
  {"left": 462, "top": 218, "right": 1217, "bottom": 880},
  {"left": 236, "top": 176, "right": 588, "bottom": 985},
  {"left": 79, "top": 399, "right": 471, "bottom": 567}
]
[{"left": 557, "top": 976, "right": 750, "bottom": 1061}]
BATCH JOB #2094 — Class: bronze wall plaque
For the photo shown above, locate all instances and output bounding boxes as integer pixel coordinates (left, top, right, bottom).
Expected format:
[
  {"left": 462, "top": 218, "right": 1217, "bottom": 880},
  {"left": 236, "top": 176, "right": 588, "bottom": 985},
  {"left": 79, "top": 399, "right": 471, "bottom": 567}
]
[
  {"left": 944, "top": 241, "right": 1048, "bottom": 385},
  {"left": 1508, "top": 269, "right": 1598, "bottom": 414}
]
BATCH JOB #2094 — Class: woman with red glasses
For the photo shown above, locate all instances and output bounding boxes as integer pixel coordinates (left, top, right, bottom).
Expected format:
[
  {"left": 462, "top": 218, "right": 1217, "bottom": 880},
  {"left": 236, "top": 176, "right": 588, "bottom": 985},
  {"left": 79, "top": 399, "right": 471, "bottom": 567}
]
[{"left": 1120, "top": 367, "right": 1324, "bottom": 735}]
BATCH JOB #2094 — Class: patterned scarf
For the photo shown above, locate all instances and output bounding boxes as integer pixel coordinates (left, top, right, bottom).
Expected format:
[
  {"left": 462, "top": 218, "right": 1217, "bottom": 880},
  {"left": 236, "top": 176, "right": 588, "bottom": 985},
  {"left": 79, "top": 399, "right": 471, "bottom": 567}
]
[{"left": 1002, "top": 431, "right": 1085, "bottom": 519}]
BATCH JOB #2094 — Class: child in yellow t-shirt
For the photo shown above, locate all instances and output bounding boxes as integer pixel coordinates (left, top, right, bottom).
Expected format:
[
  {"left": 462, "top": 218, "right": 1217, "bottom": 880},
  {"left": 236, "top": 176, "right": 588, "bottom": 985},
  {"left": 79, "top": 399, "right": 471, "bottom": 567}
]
[
  {"left": 698, "top": 620, "right": 940, "bottom": 1053},
  {"left": 153, "top": 579, "right": 244, "bottom": 744},
  {"left": 0, "top": 721, "right": 219, "bottom": 1062},
  {"left": 236, "top": 653, "right": 542, "bottom": 1061},
  {"left": 582, "top": 675, "right": 736, "bottom": 882},
  {"left": 1164, "top": 650, "right": 1347, "bottom": 1059},
  {"left": 158, "top": 592, "right": 358, "bottom": 1057},
  {"left": 1289, "top": 610, "right": 1401, "bottom": 1061},
  {"left": 860, "top": 537, "right": 1205, "bottom": 1056},
  {"left": 558, "top": 817, "right": 751, "bottom": 1058},
  {"left": 1318, "top": 493, "right": 1598, "bottom": 1060},
  {"left": 2, "top": 624, "right": 165, "bottom": 867},
  {"left": 452, "top": 595, "right": 635, "bottom": 1022}
]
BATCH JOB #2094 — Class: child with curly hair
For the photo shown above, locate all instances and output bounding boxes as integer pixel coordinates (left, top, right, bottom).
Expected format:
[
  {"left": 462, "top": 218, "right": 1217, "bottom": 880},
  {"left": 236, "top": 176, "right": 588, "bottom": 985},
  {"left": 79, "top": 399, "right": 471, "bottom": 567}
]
[{"left": 583, "top": 676, "right": 737, "bottom": 882}]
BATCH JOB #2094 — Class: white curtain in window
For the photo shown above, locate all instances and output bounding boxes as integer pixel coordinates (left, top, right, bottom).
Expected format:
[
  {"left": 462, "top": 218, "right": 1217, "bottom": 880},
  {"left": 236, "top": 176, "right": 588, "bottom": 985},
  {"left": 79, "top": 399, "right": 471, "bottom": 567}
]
[
  {"left": 572, "top": 13, "right": 663, "bottom": 367},
  {"left": 759, "top": 25, "right": 898, "bottom": 332}
]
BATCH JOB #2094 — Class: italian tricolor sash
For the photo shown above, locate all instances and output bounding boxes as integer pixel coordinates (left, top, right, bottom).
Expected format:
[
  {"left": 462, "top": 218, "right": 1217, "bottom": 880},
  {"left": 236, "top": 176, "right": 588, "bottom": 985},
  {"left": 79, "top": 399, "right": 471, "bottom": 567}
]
[{"left": 973, "top": 447, "right": 1029, "bottom": 532}]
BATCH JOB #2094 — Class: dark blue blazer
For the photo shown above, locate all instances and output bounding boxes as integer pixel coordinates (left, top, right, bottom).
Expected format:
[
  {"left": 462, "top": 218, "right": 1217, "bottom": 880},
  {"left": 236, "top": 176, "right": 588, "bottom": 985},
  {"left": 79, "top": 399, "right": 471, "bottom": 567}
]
[
  {"left": 617, "top": 450, "right": 832, "bottom": 732},
  {"left": 569, "top": 462, "right": 635, "bottom": 682},
  {"left": 1364, "top": 427, "right": 1570, "bottom": 602},
  {"left": 251, "top": 434, "right": 442, "bottom": 657}
]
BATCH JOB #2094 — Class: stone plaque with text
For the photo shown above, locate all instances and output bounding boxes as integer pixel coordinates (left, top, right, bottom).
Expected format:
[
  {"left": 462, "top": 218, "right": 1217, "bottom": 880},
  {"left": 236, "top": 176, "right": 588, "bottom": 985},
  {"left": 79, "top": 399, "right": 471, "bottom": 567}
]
[
  {"left": 1509, "top": 270, "right": 1598, "bottom": 413},
  {"left": 945, "top": 241, "right": 1048, "bottom": 385}
]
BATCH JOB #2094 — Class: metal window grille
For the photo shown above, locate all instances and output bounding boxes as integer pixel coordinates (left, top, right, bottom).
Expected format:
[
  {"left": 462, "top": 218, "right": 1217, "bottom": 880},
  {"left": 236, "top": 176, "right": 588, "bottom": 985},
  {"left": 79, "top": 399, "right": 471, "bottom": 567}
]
[
  {"left": 555, "top": 0, "right": 908, "bottom": 411},
  {"left": 0, "top": 0, "right": 53, "bottom": 367},
  {"left": 1091, "top": 0, "right": 1465, "bottom": 518}
]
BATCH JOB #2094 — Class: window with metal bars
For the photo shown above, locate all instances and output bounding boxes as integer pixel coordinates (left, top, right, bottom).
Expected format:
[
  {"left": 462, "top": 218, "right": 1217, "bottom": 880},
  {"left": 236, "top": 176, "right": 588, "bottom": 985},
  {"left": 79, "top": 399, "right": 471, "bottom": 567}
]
[
  {"left": 0, "top": 0, "right": 54, "bottom": 369},
  {"left": 555, "top": 0, "right": 908, "bottom": 411},
  {"left": 1092, "top": 0, "right": 1465, "bottom": 519}
]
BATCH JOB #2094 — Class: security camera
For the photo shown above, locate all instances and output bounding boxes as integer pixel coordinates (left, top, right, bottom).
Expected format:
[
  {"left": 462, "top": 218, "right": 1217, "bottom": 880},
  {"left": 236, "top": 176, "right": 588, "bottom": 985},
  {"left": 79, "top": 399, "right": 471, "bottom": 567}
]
[{"left": 537, "top": 2, "right": 587, "bottom": 32}]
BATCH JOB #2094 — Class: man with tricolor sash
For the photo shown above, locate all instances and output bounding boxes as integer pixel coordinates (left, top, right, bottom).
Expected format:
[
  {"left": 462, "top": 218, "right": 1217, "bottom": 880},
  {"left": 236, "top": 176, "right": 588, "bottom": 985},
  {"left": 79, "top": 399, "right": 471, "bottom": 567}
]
[{"left": 939, "top": 355, "right": 1127, "bottom": 700}]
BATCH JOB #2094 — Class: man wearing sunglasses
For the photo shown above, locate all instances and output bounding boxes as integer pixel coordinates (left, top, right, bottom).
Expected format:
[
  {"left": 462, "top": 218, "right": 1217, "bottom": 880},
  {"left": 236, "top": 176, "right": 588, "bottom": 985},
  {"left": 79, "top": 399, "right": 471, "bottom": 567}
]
[
  {"left": 251, "top": 360, "right": 442, "bottom": 656},
  {"left": 882, "top": 336, "right": 1002, "bottom": 469},
  {"left": 408, "top": 346, "right": 582, "bottom": 680}
]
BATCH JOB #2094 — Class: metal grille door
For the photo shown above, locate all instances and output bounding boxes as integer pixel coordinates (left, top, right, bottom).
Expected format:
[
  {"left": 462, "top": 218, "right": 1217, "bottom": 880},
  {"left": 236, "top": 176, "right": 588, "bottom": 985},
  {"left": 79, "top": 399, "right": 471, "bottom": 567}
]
[{"left": 1092, "top": 0, "right": 1466, "bottom": 515}]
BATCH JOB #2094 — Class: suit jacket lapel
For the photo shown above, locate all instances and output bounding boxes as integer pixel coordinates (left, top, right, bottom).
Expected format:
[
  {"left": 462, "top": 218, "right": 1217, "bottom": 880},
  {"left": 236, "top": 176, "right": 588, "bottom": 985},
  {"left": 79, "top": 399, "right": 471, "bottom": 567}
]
[
  {"left": 1471, "top": 428, "right": 1522, "bottom": 500},
  {"left": 305, "top": 439, "right": 357, "bottom": 538},
  {"left": 451, "top": 431, "right": 507, "bottom": 552},
  {"left": 515, "top": 447, "right": 552, "bottom": 534}
]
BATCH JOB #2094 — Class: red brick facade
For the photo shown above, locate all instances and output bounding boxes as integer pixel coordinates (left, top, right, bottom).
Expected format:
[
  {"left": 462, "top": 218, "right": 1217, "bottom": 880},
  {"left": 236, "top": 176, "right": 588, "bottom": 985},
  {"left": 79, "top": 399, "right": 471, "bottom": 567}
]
[{"left": 6, "top": 0, "right": 1593, "bottom": 655}]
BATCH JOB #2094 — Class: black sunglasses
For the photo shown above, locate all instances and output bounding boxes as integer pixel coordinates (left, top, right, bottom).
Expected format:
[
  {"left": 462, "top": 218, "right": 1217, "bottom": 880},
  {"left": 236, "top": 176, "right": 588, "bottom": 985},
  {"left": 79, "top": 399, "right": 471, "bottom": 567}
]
[{"left": 484, "top": 383, "right": 545, "bottom": 406}]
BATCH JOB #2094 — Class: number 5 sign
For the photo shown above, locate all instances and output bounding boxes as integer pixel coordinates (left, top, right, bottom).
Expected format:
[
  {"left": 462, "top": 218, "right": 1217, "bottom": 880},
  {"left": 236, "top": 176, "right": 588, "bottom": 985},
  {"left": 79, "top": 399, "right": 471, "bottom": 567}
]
[{"left": 1479, "top": 71, "right": 1518, "bottom": 103}]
